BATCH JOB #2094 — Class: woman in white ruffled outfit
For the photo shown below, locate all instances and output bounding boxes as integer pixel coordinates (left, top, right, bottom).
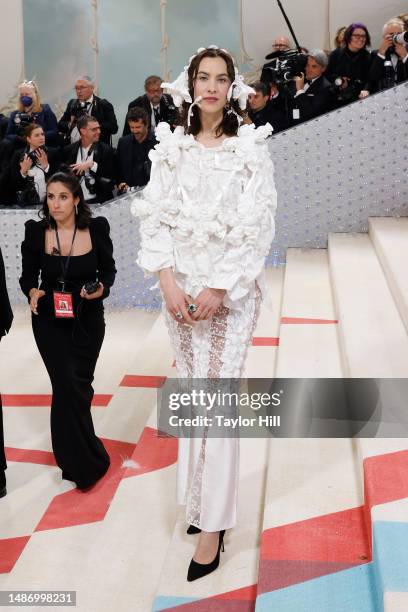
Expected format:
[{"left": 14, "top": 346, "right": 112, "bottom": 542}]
[{"left": 132, "top": 46, "right": 277, "bottom": 581}]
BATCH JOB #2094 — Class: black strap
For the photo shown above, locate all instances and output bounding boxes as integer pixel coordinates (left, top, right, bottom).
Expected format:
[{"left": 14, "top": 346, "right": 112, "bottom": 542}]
[{"left": 55, "top": 226, "right": 77, "bottom": 289}]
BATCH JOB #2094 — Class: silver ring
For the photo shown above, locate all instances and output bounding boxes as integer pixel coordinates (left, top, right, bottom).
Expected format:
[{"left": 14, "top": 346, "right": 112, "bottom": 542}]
[
  {"left": 188, "top": 303, "right": 198, "bottom": 314},
  {"left": 175, "top": 311, "right": 183, "bottom": 319}
]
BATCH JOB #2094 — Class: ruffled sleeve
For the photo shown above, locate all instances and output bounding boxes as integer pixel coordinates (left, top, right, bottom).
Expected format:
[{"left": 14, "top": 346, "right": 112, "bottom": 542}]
[
  {"left": 207, "top": 124, "right": 277, "bottom": 305},
  {"left": 131, "top": 123, "right": 177, "bottom": 275}
]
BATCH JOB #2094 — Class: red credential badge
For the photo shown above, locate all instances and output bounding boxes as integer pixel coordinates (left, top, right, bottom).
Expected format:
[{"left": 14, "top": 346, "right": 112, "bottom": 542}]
[{"left": 53, "top": 291, "right": 75, "bottom": 318}]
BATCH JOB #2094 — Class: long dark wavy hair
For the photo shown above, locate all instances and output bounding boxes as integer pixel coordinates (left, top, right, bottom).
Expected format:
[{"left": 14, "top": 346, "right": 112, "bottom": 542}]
[
  {"left": 179, "top": 47, "right": 244, "bottom": 138},
  {"left": 40, "top": 171, "right": 92, "bottom": 229}
]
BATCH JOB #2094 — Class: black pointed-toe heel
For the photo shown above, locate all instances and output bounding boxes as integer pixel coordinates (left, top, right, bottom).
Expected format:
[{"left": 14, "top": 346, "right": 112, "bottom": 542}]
[
  {"left": 0, "top": 470, "right": 6, "bottom": 499},
  {"left": 187, "top": 524, "right": 201, "bottom": 535},
  {"left": 0, "top": 485, "right": 6, "bottom": 499},
  {"left": 187, "top": 530, "right": 225, "bottom": 582}
]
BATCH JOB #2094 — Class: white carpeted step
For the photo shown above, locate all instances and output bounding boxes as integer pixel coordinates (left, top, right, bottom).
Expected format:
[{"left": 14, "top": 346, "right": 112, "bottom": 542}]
[
  {"left": 328, "top": 233, "right": 408, "bottom": 377},
  {"left": 275, "top": 248, "right": 343, "bottom": 378},
  {"left": 369, "top": 217, "right": 408, "bottom": 334}
]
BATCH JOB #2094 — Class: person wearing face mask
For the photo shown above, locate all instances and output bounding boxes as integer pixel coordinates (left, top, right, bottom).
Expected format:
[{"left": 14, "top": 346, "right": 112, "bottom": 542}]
[
  {"left": 116, "top": 107, "right": 157, "bottom": 192},
  {"left": 19, "top": 171, "right": 116, "bottom": 490},
  {"left": 132, "top": 46, "right": 277, "bottom": 581},
  {"left": 6, "top": 80, "right": 58, "bottom": 148},
  {"left": 9, "top": 124, "right": 60, "bottom": 206}
]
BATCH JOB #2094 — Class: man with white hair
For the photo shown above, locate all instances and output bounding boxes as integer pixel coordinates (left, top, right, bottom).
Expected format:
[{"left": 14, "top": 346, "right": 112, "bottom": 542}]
[
  {"left": 289, "top": 49, "right": 334, "bottom": 124},
  {"left": 58, "top": 76, "right": 118, "bottom": 145},
  {"left": 369, "top": 19, "right": 408, "bottom": 92}
]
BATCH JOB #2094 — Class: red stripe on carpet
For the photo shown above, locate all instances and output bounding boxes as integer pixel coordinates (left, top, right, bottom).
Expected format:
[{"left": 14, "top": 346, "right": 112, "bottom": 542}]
[
  {"left": 252, "top": 337, "right": 280, "bottom": 346},
  {"left": 2, "top": 394, "right": 112, "bottom": 407},
  {"left": 0, "top": 536, "right": 31, "bottom": 574},
  {"left": 120, "top": 375, "right": 167, "bottom": 388},
  {"left": 281, "top": 317, "right": 338, "bottom": 324},
  {"left": 123, "top": 426, "right": 178, "bottom": 478},
  {"left": 5, "top": 447, "right": 56, "bottom": 466},
  {"left": 260, "top": 505, "right": 370, "bottom": 564},
  {"left": 35, "top": 438, "right": 136, "bottom": 532}
]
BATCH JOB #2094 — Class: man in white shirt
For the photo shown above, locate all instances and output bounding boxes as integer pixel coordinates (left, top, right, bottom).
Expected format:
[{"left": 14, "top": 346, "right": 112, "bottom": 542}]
[
  {"left": 369, "top": 19, "right": 408, "bottom": 92},
  {"left": 62, "top": 116, "right": 114, "bottom": 203},
  {"left": 290, "top": 50, "right": 334, "bottom": 124}
]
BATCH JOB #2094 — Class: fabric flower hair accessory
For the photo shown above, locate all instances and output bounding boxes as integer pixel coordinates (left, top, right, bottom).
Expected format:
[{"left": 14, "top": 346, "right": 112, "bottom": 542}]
[{"left": 161, "top": 45, "right": 254, "bottom": 112}]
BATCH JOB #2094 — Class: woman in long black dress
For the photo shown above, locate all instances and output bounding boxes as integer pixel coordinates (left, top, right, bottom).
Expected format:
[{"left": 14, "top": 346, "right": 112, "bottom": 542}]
[
  {"left": 0, "top": 246, "right": 13, "bottom": 497},
  {"left": 19, "top": 171, "right": 116, "bottom": 489}
]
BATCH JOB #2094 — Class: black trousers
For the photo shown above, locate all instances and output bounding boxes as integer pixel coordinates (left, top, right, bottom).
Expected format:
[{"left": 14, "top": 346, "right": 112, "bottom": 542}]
[
  {"left": 0, "top": 396, "right": 6, "bottom": 471},
  {"left": 32, "top": 309, "right": 110, "bottom": 489}
]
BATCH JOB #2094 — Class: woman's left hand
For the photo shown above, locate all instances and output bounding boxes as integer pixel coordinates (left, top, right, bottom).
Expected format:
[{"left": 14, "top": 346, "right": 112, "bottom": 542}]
[
  {"left": 191, "top": 288, "right": 226, "bottom": 321},
  {"left": 80, "top": 283, "right": 104, "bottom": 300},
  {"left": 359, "top": 89, "right": 370, "bottom": 99}
]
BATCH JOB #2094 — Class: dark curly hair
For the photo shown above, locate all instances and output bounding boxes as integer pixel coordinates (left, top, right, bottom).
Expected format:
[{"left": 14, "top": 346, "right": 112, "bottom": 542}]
[
  {"left": 40, "top": 171, "right": 92, "bottom": 229},
  {"left": 179, "top": 47, "right": 244, "bottom": 138}
]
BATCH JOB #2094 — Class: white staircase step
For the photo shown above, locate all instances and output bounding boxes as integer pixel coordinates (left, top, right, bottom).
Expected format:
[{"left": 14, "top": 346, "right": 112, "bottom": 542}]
[
  {"left": 275, "top": 248, "right": 343, "bottom": 378},
  {"left": 369, "top": 217, "right": 408, "bottom": 334},
  {"left": 328, "top": 233, "right": 408, "bottom": 377}
]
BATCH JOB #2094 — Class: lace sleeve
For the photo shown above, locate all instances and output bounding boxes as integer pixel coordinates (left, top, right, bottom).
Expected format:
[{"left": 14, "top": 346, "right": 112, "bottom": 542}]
[{"left": 207, "top": 140, "right": 277, "bottom": 305}]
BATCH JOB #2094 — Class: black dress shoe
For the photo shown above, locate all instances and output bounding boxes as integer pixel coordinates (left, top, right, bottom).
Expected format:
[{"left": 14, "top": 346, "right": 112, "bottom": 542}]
[
  {"left": 187, "top": 524, "right": 201, "bottom": 535},
  {"left": 0, "top": 485, "right": 6, "bottom": 499},
  {"left": 187, "top": 530, "right": 225, "bottom": 582}
]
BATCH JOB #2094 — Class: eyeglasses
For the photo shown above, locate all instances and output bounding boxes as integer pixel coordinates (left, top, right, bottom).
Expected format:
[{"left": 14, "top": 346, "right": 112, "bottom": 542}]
[
  {"left": 351, "top": 33, "right": 367, "bottom": 39},
  {"left": 75, "top": 86, "right": 91, "bottom": 91}
]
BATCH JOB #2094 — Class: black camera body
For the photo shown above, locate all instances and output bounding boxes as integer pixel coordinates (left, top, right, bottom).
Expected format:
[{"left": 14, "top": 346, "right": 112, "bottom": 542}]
[
  {"left": 267, "top": 50, "right": 308, "bottom": 85},
  {"left": 14, "top": 112, "right": 40, "bottom": 137},
  {"left": 331, "top": 77, "right": 363, "bottom": 103},
  {"left": 16, "top": 176, "right": 40, "bottom": 207},
  {"left": 71, "top": 100, "right": 89, "bottom": 121},
  {"left": 84, "top": 173, "right": 97, "bottom": 195}
]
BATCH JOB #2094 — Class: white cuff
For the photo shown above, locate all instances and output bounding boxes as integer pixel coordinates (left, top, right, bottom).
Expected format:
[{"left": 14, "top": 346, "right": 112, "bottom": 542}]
[
  {"left": 91, "top": 161, "right": 98, "bottom": 172},
  {"left": 377, "top": 53, "right": 386, "bottom": 60}
]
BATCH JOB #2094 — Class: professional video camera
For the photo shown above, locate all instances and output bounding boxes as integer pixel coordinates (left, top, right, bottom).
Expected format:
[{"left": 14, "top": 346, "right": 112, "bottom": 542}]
[{"left": 267, "top": 49, "right": 308, "bottom": 85}]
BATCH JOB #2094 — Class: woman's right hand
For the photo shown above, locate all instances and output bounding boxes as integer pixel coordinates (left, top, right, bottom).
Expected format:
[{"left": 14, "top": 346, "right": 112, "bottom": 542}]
[
  {"left": 29, "top": 288, "right": 45, "bottom": 315},
  {"left": 20, "top": 154, "right": 33, "bottom": 176},
  {"left": 159, "top": 268, "right": 194, "bottom": 325}
]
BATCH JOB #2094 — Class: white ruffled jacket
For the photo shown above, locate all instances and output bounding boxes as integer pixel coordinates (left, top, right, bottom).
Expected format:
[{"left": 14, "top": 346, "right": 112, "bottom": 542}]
[{"left": 131, "top": 121, "right": 277, "bottom": 309}]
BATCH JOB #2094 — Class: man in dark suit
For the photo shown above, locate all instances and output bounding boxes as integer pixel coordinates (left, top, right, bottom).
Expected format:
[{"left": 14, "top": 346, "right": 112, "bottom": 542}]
[
  {"left": 116, "top": 107, "right": 157, "bottom": 191},
  {"left": 123, "top": 75, "right": 178, "bottom": 136},
  {"left": 369, "top": 19, "right": 408, "bottom": 93},
  {"left": 58, "top": 76, "right": 118, "bottom": 145},
  {"left": 289, "top": 49, "right": 334, "bottom": 125},
  {"left": 0, "top": 246, "right": 13, "bottom": 497},
  {"left": 62, "top": 115, "right": 115, "bottom": 203},
  {"left": 248, "top": 81, "right": 289, "bottom": 133}
]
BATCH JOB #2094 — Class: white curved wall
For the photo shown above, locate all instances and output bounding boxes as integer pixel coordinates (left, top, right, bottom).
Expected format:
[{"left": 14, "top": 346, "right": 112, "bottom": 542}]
[{"left": 0, "top": 0, "right": 24, "bottom": 113}]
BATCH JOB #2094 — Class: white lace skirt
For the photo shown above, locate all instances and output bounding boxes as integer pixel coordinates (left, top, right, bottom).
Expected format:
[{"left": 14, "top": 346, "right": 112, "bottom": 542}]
[{"left": 164, "top": 287, "right": 261, "bottom": 531}]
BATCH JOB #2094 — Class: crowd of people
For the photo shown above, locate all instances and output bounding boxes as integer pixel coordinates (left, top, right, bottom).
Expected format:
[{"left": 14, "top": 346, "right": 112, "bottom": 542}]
[{"left": 0, "top": 15, "right": 407, "bottom": 207}]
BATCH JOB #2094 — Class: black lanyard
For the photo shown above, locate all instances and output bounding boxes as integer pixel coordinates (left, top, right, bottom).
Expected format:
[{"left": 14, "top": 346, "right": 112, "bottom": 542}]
[{"left": 55, "top": 226, "right": 77, "bottom": 290}]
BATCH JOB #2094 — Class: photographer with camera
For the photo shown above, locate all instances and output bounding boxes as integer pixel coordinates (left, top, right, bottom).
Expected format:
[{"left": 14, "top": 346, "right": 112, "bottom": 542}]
[
  {"left": 10, "top": 124, "right": 60, "bottom": 207},
  {"left": 5, "top": 80, "right": 58, "bottom": 148},
  {"left": 326, "top": 23, "right": 372, "bottom": 107},
  {"left": 58, "top": 76, "right": 118, "bottom": 145},
  {"left": 289, "top": 50, "right": 334, "bottom": 125},
  {"left": 369, "top": 19, "right": 408, "bottom": 92},
  {"left": 116, "top": 107, "right": 157, "bottom": 192},
  {"left": 123, "top": 75, "right": 178, "bottom": 136},
  {"left": 247, "top": 81, "right": 289, "bottom": 133},
  {"left": 62, "top": 116, "right": 115, "bottom": 204},
  {"left": 261, "top": 35, "right": 292, "bottom": 95},
  {"left": 19, "top": 171, "right": 116, "bottom": 490}
]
